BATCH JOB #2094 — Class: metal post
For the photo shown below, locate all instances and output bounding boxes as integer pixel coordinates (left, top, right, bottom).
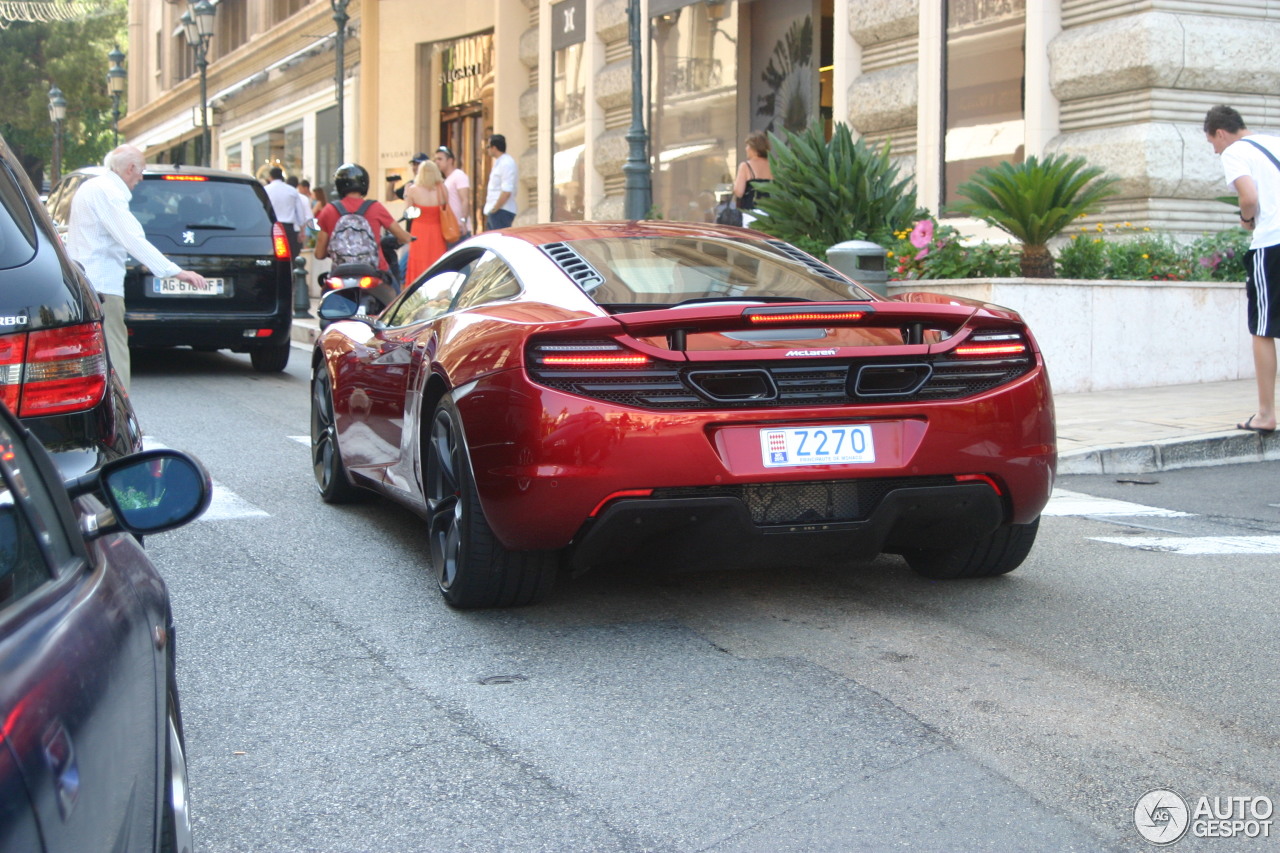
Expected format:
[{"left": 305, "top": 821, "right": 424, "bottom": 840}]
[
  {"left": 197, "top": 52, "right": 210, "bottom": 166},
  {"left": 184, "top": 2, "right": 216, "bottom": 167},
  {"left": 293, "top": 256, "right": 312, "bottom": 318},
  {"left": 48, "top": 85, "right": 66, "bottom": 186},
  {"left": 108, "top": 46, "right": 126, "bottom": 147},
  {"left": 623, "top": 0, "right": 652, "bottom": 221},
  {"left": 332, "top": 0, "right": 349, "bottom": 166}
]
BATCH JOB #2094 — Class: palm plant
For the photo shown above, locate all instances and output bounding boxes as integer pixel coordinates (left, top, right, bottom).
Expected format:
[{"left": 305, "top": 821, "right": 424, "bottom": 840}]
[
  {"left": 752, "top": 120, "right": 922, "bottom": 253},
  {"left": 949, "top": 154, "right": 1119, "bottom": 278}
]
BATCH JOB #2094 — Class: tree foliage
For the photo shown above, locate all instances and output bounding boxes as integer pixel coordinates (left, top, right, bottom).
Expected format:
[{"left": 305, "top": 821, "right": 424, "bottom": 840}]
[
  {"left": 0, "top": 0, "right": 127, "bottom": 188},
  {"left": 948, "top": 153, "right": 1119, "bottom": 278},
  {"left": 752, "top": 120, "right": 923, "bottom": 250}
]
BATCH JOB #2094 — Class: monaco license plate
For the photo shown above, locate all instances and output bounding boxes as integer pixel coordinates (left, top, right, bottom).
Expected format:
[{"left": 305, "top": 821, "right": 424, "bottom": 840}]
[
  {"left": 151, "top": 276, "right": 227, "bottom": 296},
  {"left": 760, "top": 424, "right": 876, "bottom": 468}
]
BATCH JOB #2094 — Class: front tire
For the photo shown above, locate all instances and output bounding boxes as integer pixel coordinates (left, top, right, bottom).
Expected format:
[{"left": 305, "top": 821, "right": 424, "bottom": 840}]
[
  {"left": 160, "top": 667, "right": 193, "bottom": 853},
  {"left": 424, "top": 395, "right": 556, "bottom": 608},
  {"left": 250, "top": 340, "right": 291, "bottom": 372},
  {"left": 901, "top": 517, "right": 1040, "bottom": 580},
  {"left": 311, "top": 365, "right": 361, "bottom": 503}
]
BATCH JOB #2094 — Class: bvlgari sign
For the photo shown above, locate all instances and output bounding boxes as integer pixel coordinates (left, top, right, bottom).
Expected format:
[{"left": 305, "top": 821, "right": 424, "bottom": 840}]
[{"left": 439, "top": 32, "right": 493, "bottom": 108}]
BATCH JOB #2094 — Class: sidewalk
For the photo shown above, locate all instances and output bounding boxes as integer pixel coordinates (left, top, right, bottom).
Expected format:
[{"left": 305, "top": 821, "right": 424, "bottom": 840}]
[{"left": 289, "top": 303, "right": 1278, "bottom": 476}]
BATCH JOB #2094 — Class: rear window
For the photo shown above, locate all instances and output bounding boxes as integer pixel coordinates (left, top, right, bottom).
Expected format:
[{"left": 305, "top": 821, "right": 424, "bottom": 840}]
[
  {"left": 131, "top": 176, "right": 271, "bottom": 233},
  {"left": 0, "top": 160, "right": 37, "bottom": 270},
  {"left": 562, "top": 237, "right": 865, "bottom": 307}
]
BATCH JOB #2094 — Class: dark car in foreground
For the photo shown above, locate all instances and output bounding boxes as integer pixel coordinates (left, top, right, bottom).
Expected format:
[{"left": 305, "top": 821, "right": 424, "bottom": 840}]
[
  {"left": 0, "top": 400, "right": 211, "bottom": 852},
  {"left": 0, "top": 132, "right": 140, "bottom": 480},
  {"left": 47, "top": 165, "right": 294, "bottom": 372},
  {"left": 312, "top": 221, "right": 1056, "bottom": 608}
]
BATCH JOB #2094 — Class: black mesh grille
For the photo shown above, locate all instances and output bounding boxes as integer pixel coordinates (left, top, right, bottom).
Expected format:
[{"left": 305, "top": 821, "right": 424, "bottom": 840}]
[
  {"left": 651, "top": 476, "right": 957, "bottom": 525},
  {"left": 528, "top": 353, "right": 1033, "bottom": 409}
]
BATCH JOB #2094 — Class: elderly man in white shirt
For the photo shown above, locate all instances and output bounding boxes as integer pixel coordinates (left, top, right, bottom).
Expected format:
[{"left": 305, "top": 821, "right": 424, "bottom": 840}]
[
  {"left": 66, "top": 144, "right": 207, "bottom": 390},
  {"left": 264, "top": 166, "right": 313, "bottom": 255}
]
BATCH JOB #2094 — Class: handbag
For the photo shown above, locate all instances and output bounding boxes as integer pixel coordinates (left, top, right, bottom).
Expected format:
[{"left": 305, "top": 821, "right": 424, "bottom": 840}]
[
  {"left": 439, "top": 199, "right": 462, "bottom": 244},
  {"left": 715, "top": 198, "right": 743, "bottom": 227}
]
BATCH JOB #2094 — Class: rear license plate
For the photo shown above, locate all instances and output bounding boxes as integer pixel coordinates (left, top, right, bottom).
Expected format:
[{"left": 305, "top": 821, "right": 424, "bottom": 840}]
[
  {"left": 760, "top": 425, "right": 875, "bottom": 467},
  {"left": 151, "top": 277, "right": 228, "bottom": 296}
]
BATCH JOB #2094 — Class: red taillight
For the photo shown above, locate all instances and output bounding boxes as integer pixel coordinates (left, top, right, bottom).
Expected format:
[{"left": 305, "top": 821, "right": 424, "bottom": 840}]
[
  {"left": 272, "top": 222, "right": 291, "bottom": 260},
  {"left": 748, "top": 311, "right": 867, "bottom": 324},
  {"left": 324, "top": 275, "right": 380, "bottom": 290},
  {"left": 953, "top": 343, "right": 1027, "bottom": 357},
  {"left": 540, "top": 354, "right": 650, "bottom": 366},
  {"left": 0, "top": 324, "right": 109, "bottom": 417}
]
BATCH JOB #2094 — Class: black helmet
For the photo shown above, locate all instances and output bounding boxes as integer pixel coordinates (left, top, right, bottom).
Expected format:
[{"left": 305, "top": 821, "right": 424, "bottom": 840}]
[{"left": 333, "top": 163, "right": 369, "bottom": 197}]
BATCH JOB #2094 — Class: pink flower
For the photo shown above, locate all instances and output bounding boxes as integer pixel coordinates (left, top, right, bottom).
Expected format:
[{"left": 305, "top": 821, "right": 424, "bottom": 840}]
[{"left": 909, "top": 219, "right": 934, "bottom": 250}]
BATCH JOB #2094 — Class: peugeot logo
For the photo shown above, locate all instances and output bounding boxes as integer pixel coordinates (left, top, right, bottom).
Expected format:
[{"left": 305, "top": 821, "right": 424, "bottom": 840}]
[{"left": 182, "top": 231, "right": 195, "bottom": 244}]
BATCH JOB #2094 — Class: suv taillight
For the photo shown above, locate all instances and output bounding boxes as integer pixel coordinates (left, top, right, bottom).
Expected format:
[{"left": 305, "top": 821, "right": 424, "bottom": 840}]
[
  {"left": 272, "top": 222, "right": 291, "bottom": 260},
  {"left": 0, "top": 323, "right": 109, "bottom": 417}
]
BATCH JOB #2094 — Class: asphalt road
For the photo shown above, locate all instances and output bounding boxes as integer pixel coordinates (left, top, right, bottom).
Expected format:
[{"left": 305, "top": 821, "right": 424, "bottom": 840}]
[{"left": 128, "top": 345, "right": 1279, "bottom": 853}]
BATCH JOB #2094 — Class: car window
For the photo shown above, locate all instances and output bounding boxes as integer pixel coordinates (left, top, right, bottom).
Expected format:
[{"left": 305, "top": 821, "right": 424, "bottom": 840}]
[
  {"left": 0, "top": 159, "right": 37, "bottom": 271},
  {"left": 385, "top": 270, "right": 467, "bottom": 326},
  {"left": 451, "top": 252, "right": 520, "bottom": 311},
  {"left": 564, "top": 236, "right": 861, "bottom": 305},
  {"left": 132, "top": 177, "right": 271, "bottom": 233}
]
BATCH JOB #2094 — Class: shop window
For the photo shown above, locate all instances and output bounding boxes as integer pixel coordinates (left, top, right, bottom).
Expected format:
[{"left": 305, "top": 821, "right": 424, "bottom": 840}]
[
  {"left": 315, "top": 106, "right": 340, "bottom": 199},
  {"left": 227, "top": 143, "right": 243, "bottom": 174},
  {"left": 649, "top": 2, "right": 739, "bottom": 224},
  {"left": 552, "top": 41, "right": 586, "bottom": 221},
  {"left": 942, "top": 0, "right": 1025, "bottom": 207}
]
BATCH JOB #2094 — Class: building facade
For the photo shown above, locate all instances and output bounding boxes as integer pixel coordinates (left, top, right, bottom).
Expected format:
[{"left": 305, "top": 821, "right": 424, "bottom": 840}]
[{"left": 122, "top": 0, "right": 1280, "bottom": 238}]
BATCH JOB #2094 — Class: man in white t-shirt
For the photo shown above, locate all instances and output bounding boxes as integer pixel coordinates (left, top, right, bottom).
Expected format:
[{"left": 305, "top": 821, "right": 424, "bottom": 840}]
[
  {"left": 433, "top": 144, "right": 472, "bottom": 246},
  {"left": 1206, "top": 105, "right": 1280, "bottom": 434},
  {"left": 483, "top": 134, "right": 518, "bottom": 231}
]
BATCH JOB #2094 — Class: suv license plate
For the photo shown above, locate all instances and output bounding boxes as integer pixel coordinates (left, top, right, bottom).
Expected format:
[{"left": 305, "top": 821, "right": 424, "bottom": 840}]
[
  {"left": 152, "top": 277, "right": 227, "bottom": 296},
  {"left": 760, "top": 425, "right": 876, "bottom": 468}
]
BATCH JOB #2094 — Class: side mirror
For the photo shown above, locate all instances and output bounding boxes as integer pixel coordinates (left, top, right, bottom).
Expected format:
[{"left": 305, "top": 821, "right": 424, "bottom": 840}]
[
  {"left": 318, "top": 286, "right": 391, "bottom": 330},
  {"left": 78, "top": 450, "right": 212, "bottom": 536}
]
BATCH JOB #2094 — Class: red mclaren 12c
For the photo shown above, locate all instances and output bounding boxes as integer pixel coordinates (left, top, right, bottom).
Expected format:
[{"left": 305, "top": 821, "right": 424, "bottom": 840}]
[{"left": 311, "top": 221, "right": 1056, "bottom": 608}]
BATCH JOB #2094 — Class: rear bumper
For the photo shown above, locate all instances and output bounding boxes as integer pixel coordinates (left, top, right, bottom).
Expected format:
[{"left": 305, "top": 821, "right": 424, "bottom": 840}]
[
  {"left": 568, "top": 482, "right": 1004, "bottom": 574},
  {"left": 125, "top": 311, "right": 292, "bottom": 349}
]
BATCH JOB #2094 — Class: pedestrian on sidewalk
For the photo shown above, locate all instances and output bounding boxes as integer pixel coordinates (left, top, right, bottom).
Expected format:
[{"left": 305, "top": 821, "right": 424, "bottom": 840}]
[
  {"left": 66, "top": 144, "right": 208, "bottom": 390},
  {"left": 483, "top": 134, "right": 518, "bottom": 231},
  {"left": 1205, "top": 105, "right": 1280, "bottom": 434},
  {"left": 265, "top": 166, "right": 312, "bottom": 256}
]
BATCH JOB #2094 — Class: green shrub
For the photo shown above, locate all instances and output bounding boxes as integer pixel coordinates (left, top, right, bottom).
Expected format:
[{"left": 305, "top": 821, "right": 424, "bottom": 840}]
[
  {"left": 1185, "top": 227, "right": 1250, "bottom": 282},
  {"left": 887, "top": 220, "right": 1020, "bottom": 280},
  {"left": 948, "top": 154, "right": 1120, "bottom": 278},
  {"left": 752, "top": 120, "right": 923, "bottom": 248}
]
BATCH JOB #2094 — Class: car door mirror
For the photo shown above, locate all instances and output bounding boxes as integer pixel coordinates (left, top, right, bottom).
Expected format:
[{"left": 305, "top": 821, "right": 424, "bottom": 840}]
[{"left": 93, "top": 450, "right": 212, "bottom": 536}]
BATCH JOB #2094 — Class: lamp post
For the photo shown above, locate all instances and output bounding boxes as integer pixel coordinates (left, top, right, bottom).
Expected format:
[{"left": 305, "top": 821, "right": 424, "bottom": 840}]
[
  {"left": 108, "top": 45, "right": 126, "bottom": 146},
  {"left": 181, "top": 0, "right": 216, "bottom": 167},
  {"left": 48, "top": 85, "right": 67, "bottom": 186},
  {"left": 331, "top": 0, "right": 350, "bottom": 166},
  {"left": 623, "top": 0, "right": 652, "bottom": 220}
]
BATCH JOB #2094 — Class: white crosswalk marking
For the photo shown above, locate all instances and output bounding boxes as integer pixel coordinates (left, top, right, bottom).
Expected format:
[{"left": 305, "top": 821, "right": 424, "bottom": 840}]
[
  {"left": 1090, "top": 536, "right": 1280, "bottom": 555},
  {"left": 142, "top": 437, "right": 270, "bottom": 522},
  {"left": 1044, "top": 489, "right": 1193, "bottom": 518}
]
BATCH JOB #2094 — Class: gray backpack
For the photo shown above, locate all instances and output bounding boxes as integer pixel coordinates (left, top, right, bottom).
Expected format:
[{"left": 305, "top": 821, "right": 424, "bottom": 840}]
[{"left": 327, "top": 200, "right": 379, "bottom": 267}]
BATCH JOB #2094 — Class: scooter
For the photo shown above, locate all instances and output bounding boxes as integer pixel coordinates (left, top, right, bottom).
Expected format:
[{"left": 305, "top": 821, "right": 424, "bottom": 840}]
[{"left": 315, "top": 263, "right": 399, "bottom": 331}]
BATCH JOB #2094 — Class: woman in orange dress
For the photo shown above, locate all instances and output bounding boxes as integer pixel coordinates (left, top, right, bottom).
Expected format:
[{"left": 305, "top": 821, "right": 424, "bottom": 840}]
[{"left": 404, "top": 160, "right": 448, "bottom": 286}]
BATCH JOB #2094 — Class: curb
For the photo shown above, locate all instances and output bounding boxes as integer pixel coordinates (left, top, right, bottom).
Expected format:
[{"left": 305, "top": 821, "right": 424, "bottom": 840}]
[{"left": 1059, "top": 430, "right": 1280, "bottom": 475}]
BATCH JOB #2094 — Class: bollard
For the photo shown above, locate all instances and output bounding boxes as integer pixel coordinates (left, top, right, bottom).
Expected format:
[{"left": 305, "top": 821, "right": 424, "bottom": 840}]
[
  {"left": 293, "top": 255, "right": 312, "bottom": 318},
  {"left": 826, "top": 240, "right": 889, "bottom": 298}
]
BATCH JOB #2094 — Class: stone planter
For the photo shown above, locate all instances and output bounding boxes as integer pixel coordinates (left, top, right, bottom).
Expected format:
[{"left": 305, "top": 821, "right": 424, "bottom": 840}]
[{"left": 886, "top": 278, "right": 1252, "bottom": 394}]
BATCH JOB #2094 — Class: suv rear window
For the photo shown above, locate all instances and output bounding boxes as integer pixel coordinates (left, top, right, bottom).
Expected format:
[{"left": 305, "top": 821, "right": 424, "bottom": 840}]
[
  {"left": 131, "top": 177, "right": 270, "bottom": 234},
  {"left": 0, "top": 160, "right": 37, "bottom": 270}
]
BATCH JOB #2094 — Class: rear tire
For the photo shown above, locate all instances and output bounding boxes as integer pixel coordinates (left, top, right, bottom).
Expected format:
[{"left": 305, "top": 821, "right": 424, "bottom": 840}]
[
  {"left": 250, "top": 340, "right": 290, "bottom": 372},
  {"left": 901, "top": 517, "right": 1040, "bottom": 580},
  {"left": 311, "top": 365, "right": 361, "bottom": 503},
  {"left": 424, "top": 395, "right": 556, "bottom": 608},
  {"left": 160, "top": 663, "right": 193, "bottom": 853}
]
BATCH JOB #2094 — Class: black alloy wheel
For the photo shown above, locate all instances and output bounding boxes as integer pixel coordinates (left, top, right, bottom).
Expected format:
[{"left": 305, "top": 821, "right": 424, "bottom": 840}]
[
  {"left": 424, "top": 395, "right": 556, "bottom": 609},
  {"left": 311, "top": 365, "right": 361, "bottom": 503}
]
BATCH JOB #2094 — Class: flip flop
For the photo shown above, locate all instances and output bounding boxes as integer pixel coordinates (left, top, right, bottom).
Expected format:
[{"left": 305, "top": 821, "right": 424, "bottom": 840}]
[{"left": 1236, "top": 415, "right": 1276, "bottom": 434}]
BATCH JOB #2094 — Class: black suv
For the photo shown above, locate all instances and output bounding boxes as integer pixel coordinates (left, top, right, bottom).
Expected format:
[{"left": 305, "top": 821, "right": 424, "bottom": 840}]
[
  {"left": 47, "top": 164, "right": 294, "bottom": 372},
  {"left": 0, "top": 132, "right": 140, "bottom": 478}
]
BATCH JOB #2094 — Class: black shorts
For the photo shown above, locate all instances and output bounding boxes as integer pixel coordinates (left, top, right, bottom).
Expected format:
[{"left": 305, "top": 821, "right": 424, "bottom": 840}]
[{"left": 1245, "top": 244, "right": 1280, "bottom": 337}]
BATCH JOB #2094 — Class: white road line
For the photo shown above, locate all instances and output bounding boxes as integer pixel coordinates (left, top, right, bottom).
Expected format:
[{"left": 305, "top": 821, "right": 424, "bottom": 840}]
[
  {"left": 288, "top": 435, "right": 309, "bottom": 446},
  {"left": 141, "top": 437, "right": 270, "bottom": 522},
  {"left": 1044, "top": 488, "right": 1195, "bottom": 518},
  {"left": 1090, "top": 536, "right": 1280, "bottom": 555}
]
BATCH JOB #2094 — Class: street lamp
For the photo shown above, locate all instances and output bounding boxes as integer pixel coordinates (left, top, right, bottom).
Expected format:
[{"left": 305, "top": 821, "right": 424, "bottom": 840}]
[
  {"left": 107, "top": 45, "right": 126, "bottom": 146},
  {"left": 48, "top": 85, "right": 67, "bottom": 186},
  {"left": 181, "top": 0, "right": 216, "bottom": 167},
  {"left": 331, "top": 0, "right": 350, "bottom": 166},
  {"left": 623, "top": 0, "right": 652, "bottom": 220}
]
